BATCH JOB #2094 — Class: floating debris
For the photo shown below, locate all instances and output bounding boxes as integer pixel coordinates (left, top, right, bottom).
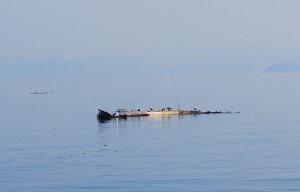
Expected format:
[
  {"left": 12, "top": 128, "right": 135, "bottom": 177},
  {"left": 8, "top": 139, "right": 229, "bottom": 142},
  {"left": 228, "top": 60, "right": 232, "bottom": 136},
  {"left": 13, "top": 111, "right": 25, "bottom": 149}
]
[{"left": 29, "top": 91, "right": 55, "bottom": 95}]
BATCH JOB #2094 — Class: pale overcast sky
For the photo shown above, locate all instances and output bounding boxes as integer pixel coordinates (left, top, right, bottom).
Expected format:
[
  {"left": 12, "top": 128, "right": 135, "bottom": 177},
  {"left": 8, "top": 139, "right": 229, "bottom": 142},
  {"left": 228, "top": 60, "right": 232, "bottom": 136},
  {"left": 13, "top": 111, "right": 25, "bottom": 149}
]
[
  {"left": 1, "top": 0, "right": 300, "bottom": 112},
  {"left": 0, "top": 0, "right": 300, "bottom": 72}
]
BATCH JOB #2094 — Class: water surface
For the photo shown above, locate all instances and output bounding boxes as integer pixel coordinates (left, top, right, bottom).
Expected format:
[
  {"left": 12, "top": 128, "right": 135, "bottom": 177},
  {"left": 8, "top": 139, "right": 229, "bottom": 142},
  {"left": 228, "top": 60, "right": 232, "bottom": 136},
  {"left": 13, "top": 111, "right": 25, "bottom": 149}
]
[{"left": 1, "top": 73, "right": 300, "bottom": 191}]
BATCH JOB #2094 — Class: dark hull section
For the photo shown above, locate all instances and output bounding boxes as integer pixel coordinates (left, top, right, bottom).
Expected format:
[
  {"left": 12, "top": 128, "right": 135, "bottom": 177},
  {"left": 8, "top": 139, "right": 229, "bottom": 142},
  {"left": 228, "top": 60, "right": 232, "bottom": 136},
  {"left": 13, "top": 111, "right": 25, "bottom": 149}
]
[
  {"left": 112, "top": 113, "right": 150, "bottom": 119},
  {"left": 97, "top": 109, "right": 150, "bottom": 121},
  {"left": 190, "top": 111, "right": 234, "bottom": 115},
  {"left": 97, "top": 109, "right": 112, "bottom": 120}
]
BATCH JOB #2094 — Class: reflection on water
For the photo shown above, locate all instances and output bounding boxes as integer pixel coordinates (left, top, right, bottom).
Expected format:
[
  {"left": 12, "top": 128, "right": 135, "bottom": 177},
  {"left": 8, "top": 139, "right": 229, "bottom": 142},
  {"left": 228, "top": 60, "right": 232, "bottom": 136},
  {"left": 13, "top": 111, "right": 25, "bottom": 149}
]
[
  {"left": 97, "top": 115, "right": 203, "bottom": 128},
  {"left": 98, "top": 115, "right": 185, "bottom": 130}
]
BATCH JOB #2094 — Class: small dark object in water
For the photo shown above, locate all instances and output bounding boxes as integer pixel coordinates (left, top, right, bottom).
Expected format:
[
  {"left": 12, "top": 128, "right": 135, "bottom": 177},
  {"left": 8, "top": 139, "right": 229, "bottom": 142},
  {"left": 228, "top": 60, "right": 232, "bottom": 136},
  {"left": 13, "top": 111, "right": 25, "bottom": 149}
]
[
  {"left": 97, "top": 109, "right": 112, "bottom": 120},
  {"left": 29, "top": 92, "right": 48, "bottom": 94}
]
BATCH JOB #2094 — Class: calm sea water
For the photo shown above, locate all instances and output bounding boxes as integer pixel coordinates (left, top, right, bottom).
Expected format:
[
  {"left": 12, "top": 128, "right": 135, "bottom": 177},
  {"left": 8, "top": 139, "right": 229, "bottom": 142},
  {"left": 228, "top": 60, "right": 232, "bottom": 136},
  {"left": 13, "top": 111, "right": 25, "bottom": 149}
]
[{"left": 1, "top": 73, "right": 300, "bottom": 191}]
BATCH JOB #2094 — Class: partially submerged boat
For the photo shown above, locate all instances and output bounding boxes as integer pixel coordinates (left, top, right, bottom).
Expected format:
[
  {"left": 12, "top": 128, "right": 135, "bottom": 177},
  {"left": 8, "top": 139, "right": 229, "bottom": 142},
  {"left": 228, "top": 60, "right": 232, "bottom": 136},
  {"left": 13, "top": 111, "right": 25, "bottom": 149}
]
[
  {"left": 97, "top": 107, "right": 238, "bottom": 121},
  {"left": 97, "top": 107, "right": 179, "bottom": 120}
]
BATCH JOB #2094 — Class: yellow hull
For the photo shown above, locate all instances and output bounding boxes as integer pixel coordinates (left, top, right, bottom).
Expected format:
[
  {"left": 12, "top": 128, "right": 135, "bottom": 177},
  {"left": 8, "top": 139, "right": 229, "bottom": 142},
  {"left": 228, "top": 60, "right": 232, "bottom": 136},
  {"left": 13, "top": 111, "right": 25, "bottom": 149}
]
[{"left": 146, "top": 111, "right": 180, "bottom": 116}]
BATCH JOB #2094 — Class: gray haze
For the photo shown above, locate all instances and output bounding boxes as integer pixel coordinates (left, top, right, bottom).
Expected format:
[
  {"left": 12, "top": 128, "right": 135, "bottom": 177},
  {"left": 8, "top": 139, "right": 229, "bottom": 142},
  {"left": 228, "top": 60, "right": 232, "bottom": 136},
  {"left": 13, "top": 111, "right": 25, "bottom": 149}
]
[
  {"left": 1, "top": 0, "right": 300, "bottom": 71},
  {"left": 1, "top": 0, "right": 300, "bottom": 112}
]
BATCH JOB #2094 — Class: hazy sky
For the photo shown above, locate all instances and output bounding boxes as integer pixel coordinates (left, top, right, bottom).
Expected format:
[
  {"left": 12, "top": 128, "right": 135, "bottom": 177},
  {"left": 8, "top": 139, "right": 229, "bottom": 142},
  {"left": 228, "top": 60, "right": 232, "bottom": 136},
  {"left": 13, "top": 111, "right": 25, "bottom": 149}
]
[{"left": 1, "top": 0, "right": 300, "bottom": 72}]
